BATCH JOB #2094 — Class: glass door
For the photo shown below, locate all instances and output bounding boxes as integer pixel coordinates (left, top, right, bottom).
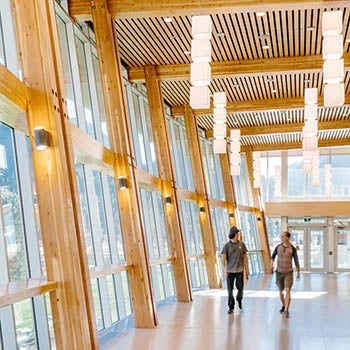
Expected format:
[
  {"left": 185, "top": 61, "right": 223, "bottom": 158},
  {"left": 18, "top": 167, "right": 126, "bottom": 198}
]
[
  {"left": 290, "top": 229, "right": 304, "bottom": 270},
  {"left": 289, "top": 227, "right": 326, "bottom": 271},
  {"left": 309, "top": 228, "right": 325, "bottom": 270},
  {"left": 336, "top": 228, "right": 350, "bottom": 270}
]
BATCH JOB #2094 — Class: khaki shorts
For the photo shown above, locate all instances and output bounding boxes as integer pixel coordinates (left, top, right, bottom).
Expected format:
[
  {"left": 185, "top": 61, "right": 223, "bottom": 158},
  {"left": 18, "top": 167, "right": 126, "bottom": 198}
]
[{"left": 275, "top": 271, "right": 294, "bottom": 290}]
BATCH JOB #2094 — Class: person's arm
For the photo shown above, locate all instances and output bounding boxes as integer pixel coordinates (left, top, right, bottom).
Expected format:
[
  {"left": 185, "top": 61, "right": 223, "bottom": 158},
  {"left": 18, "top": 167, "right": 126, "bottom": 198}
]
[
  {"left": 270, "top": 246, "right": 277, "bottom": 273},
  {"left": 292, "top": 246, "right": 300, "bottom": 278},
  {"left": 221, "top": 253, "right": 227, "bottom": 276},
  {"left": 243, "top": 253, "right": 249, "bottom": 280}
]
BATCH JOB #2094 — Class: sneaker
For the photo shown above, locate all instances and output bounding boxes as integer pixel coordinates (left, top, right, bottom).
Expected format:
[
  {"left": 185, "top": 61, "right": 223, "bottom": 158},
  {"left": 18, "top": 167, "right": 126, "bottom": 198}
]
[
  {"left": 227, "top": 308, "right": 234, "bottom": 314},
  {"left": 238, "top": 300, "right": 242, "bottom": 309},
  {"left": 279, "top": 306, "right": 285, "bottom": 313}
]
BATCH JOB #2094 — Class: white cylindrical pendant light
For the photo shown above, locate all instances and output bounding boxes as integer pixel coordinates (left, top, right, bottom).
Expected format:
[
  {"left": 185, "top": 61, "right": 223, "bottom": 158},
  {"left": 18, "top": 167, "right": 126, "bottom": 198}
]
[
  {"left": 323, "top": 59, "right": 344, "bottom": 84},
  {"left": 192, "top": 15, "right": 212, "bottom": 40},
  {"left": 304, "top": 87, "right": 318, "bottom": 105},
  {"left": 324, "top": 82, "right": 345, "bottom": 107},
  {"left": 213, "top": 91, "right": 226, "bottom": 108},
  {"left": 190, "top": 62, "right": 211, "bottom": 86},
  {"left": 213, "top": 107, "right": 226, "bottom": 123},
  {"left": 322, "top": 35, "right": 343, "bottom": 60},
  {"left": 191, "top": 39, "right": 211, "bottom": 63},
  {"left": 213, "top": 123, "right": 227, "bottom": 139},
  {"left": 230, "top": 129, "right": 241, "bottom": 141},
  {"left": 190, "top": 86, "right": 210, "bottom": 109},
  {"left": 213, "top": 139, "right": 227, "bottom": 154},
  {"left": 322, "top": 11, "right": 343, "bottom": 36},
  {"left": 304, "top": 103, "right": 318, "bottom": 121}
]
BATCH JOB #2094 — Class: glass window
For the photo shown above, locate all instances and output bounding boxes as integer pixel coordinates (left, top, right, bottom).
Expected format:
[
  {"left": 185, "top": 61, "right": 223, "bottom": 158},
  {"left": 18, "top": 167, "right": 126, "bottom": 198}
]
[
  {"left": 0, "top": 122, "right": 53, "bottom": 348},
  {"left": 139, "top": 188, "right": 175, "bottom": 304},
  {"left": 75, "top": 162, "right": 131, "bottom": 331},
  {"left": 179, "top": 200, "right": 207, "bottom": 289},
  {"left": 239, "top": 211, "right": 260, "bottom": 251},
  {"left": 0, "top": 0, "right": 20, "bottom": 76},
  {"left": 288, "top": 154, "right": 306, "bottom": 197},
  {"left": 331, "top": 153, "right": 350, "bottom": 197},
  {"left": 1, "top": 123, "right": 28, "bottom": 281},
  {"left": 233, "top": 154, "right": 252, "bottom": 206},
  {"left": 201, "top": 138, "right": 225, "bottom": 200},
  {"left": 167, "top": 115, "right": 194, "bottom": 191},
  {"left": 92, "top": 54, "right": 109, "bottom": 148},
  {"left": 261, "top": 152, "right": 282, "bottom": 202},
  {"left": 211, "top": 206, "right": 230, "bottom": 251},
  {"left": 125, "top": 84, "right": 158, "bottom": 175},
  {"left": 74, "top": 34, "right": 95, "bottom": 138},
  {"left": 0, "top": 13, "right": 5, "bottom": 65},
  {"left": 56, "top": 5, "right": 109, "bottom": 147},
  {"left": 56, "top": 14, "right": 78, "bottom": 126}
]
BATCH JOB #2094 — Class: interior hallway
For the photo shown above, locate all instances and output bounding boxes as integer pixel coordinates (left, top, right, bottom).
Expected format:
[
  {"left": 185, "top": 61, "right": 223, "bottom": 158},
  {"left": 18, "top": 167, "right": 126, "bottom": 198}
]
[{"left": 101, "top": 273, "right": 350, "bottom": 350}]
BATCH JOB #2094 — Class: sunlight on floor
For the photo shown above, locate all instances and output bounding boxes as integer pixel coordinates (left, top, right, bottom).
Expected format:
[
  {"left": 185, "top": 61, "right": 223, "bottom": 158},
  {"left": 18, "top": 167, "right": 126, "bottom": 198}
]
[{"left": 194, "top": 289, "right": 327, "bottom": 299}]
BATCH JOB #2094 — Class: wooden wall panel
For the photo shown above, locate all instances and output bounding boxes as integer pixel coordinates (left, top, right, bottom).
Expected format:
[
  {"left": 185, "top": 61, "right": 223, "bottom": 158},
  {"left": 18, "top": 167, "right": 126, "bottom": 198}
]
[
  {"left": 266, "top": 201, "right": 350, "bottom": 217},
  {"left": 13, "top": 0, "right": 99, "bottom": 348},
  {"left": 184, "top": 105, "right": 221, "bottom": 289},
  {"left": 91, "top": 0, "right": 157, "bottom": 328},
  {"left": 144, "top": 65, "right": 192, "bottom": 302}
]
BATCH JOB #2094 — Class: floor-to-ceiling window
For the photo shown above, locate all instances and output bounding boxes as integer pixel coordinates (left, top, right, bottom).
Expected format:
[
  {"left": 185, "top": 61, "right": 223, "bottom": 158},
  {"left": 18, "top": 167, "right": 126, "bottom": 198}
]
[
  {"left": 139, "top": 188, "right": 175, "bottom": 304},
  {"left": 76, "top": 163, "right": 132, "bottom": 332},
  {"left": 0, "top": 123, "right": 54, "bottom": 349},
  {"left": 179, "top": 200, "right": 208, "bottom": 289}
]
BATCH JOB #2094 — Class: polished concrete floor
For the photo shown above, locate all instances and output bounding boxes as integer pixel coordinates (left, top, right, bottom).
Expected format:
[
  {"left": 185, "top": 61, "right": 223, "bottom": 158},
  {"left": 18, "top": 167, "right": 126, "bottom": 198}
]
[{"left": 101, "top": 273, "right": 350, "bottom": 350}]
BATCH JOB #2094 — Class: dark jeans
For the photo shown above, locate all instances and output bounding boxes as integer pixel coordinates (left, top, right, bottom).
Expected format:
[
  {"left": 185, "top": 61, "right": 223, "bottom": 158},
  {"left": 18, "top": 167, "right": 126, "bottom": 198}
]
[{"left": 226, "top": 272, "right": 244, "bottom": 309}]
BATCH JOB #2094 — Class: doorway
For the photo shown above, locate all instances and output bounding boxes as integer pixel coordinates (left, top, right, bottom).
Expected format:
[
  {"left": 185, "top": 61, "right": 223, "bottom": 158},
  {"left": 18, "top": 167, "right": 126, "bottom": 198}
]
[
  {"left": 335, "top": 228, "right": 350, "bottom": 271},
  {"left": 289, "top": 227, "right": 327, "bottom": 272}
]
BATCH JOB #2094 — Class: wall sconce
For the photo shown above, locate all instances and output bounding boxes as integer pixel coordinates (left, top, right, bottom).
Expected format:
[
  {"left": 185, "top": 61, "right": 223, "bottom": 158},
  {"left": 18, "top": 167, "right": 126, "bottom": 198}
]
[
  {"left": 229, "top": 213, "right": 234, "bottom": 219},
  {"left": 165, "top": 196, "right": 172, "bottom": 205},
  {"left": 199, "top": 206, "right": 205, "bottom": 213},
  {"left": 34, "top": 127, "right": 50, "bottom": 151},
  {"left": 118, "top": 176, "right": 127, "bottom": 190}
]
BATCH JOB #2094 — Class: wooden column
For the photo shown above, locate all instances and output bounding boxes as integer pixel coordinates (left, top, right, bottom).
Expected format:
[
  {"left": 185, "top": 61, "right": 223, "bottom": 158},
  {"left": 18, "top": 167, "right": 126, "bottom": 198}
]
[
  {"left": 90, "top": 0, "right": 157, "bottom": 327},
  {"left": 245, "top": 149, "right": 271, "bottom": 273},
  {"left": 184, "top": 105, "right": 221, "bottom": 289},
  {"left": 13, "top": 0, "right": 98, "bottom": 348},
  {"left": 219, "top": 153, "right": 237, "bottom": 226},
  {"left": 143, "top": 65, "right": 192, "bottom": 302}
]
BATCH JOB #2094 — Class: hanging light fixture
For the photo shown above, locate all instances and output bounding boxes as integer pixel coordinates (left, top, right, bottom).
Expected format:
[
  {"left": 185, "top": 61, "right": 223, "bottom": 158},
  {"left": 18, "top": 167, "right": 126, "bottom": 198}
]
[
  {"left": 213, "top": 123, "right": 227, "bottom": 139},
  {"left": 189, "top": 15, "right": 212, "bottom": 110},
  {"left": 190, "top": 62, "right": 211, "bottom": 86},
  {"left": 190, "top": 86, "right": 210, "bottom": 109},
  {"left": 213, "top": 92, "right": 226, "bottom": 108},
  {"left": 304, "top": 87, "right": 318, "bottom": 104},
  {"left": 191, "top": 15, "right": 212, "bottom": 40},
  {"left": 322, "top": 11, "right": 343, "bottom": 36},
  {"left": 324, "top": 83, "right": 345, "bottom": 106},
  {"left": 322, "top": 10, "right": 344, "bottom": 107},
  {"left": 213, "top": 107, "right": 226, "bottom": 123},
  {"left": 213, "top": 139, "right": 227, "bottom": 154},
  {"left": 191, "top": 39, "right": 211, "bottom": 63}
]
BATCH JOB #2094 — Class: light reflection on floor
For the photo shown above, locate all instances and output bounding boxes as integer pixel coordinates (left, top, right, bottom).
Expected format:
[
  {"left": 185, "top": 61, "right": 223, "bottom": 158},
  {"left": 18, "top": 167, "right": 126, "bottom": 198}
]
[{"left": 194, "top": 289, "right": 327, "bottom": 299}]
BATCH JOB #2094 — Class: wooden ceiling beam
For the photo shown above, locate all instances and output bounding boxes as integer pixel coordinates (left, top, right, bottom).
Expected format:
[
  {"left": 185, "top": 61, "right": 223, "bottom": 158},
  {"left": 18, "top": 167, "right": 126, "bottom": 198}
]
[
  {"left": 172, "top": 95, "right": 350, "bottom": 116},
  {"left": 242, "top": 138, "right": 350, "bottom": 152},
  {"left": 128, "top": 54, "right": 350, "bottom": 83},
  {"left": 68, "top": 0, "right": 350, "bottom": 21},
  {"left": 204, "top": 119, "right": 350, "bottom": 138}
]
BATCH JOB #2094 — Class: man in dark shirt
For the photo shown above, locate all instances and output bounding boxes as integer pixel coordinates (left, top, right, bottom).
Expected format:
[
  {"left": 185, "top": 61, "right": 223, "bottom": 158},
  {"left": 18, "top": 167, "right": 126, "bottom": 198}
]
[
  {"left": 271, "top": 231, "right": 300, "bottom": 318},
  {"left": 221, "top": 226, "right": 249, "bottom": 314}
]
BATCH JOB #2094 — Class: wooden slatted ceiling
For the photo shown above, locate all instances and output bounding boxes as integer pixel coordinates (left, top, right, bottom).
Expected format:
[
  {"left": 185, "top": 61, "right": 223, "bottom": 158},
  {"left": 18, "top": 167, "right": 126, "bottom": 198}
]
[
  {"left": 92, "top": 1, "right": 350, "bottom": 149},
  {"left": 115, "top": 7, "right": 350, "bottom": 65}
]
